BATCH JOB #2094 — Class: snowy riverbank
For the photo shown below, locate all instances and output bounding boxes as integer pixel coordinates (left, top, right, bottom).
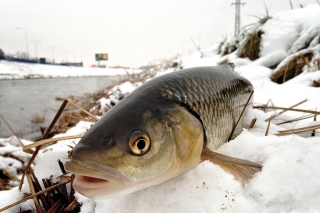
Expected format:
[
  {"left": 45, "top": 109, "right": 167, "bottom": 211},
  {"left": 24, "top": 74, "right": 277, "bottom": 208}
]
[{"left": 0, "top": 60, "right": 142, "bottom": 80}]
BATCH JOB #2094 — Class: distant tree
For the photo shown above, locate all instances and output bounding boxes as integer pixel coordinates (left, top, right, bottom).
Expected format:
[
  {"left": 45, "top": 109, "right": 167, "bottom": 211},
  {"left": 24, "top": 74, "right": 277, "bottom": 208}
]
[{"left": 15, "top": 51, "right": 29, "bottom": 59}]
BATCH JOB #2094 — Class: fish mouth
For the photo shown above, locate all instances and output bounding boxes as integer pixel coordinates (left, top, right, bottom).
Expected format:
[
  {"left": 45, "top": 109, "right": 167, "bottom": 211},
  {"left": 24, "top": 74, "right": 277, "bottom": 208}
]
[{"left": 65, "top": 159, "right": 130, "bottom": 198}]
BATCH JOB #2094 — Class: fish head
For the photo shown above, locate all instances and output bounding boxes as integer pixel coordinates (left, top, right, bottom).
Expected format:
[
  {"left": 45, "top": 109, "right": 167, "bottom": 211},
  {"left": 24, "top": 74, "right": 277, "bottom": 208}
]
[{"left": 65, "top": 97, "right": 204, "bottom": 199}]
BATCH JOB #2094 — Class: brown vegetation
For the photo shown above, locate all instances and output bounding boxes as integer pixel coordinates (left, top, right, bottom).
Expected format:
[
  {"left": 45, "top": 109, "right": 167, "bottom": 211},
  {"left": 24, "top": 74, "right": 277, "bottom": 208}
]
[
  {"left": 31, "top": 115, "right": 45, "bottom": 125},
  {"left": 238, "top": 30, "right": 263, "bottom": 61},
  {"left": 271, "top": 52, "right": 313, "bottom": 83},
  {"left": 313, "top": 79, "right": 320, "bottom": 87},
  {"left": 0, "top": 99, "right": 95, "bottom": 213}
]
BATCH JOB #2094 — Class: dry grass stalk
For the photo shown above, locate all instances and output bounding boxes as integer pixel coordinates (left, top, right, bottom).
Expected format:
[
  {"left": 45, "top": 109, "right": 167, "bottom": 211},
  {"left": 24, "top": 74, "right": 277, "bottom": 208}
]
[
  {"left": 64, "top": 200, "right": 80, "bottom": 212},
  {"left": 265, "top": 99, "right": 308, "bottom": 122},
  {"left": 249, "top": 118, "right": 257, "bottom": 129},
  {"left": 26, "top": 170, "right": 43, "bottom": 213},
  {"left": 276, "top": 114, "right": 315, "bottom": 125},
  {"left": 253, "top": 105, "right": 320, "bottom": 115},
  {"left": 255, "top": 99, "right": 275, "bottom": 112},
  {"left": 258, "top": 99, "right": 320, "bottom": 136},
  {"left": 66, "top": 98, "right": 98, "bottom": 122},
  {"left": 22, "top": 134, "right": 84, "bottom": 152},
  {"left": 2, "top": 152, "right": 26, "bottom": 164},
  {"left": 275, "top": 124, "right": 320, "bottom": 136},
  {"left": 265, "top": 120, "right": 271, "bottom": 136},
  {"left": 312, "top": 112, "right": 317, "bottom": 137},
  {"left": 58, "top": 159, "right": 67, "bottom": 174},
  {"left": 29, "top": 169, "right": 50, "bottom": 210},
  {"left": 271, "top": 52, "right": 313, "bottom": 83},
  {"left": 228, "top": 91, "right": 254, "bottom": 141},
  {"left": 1, "top": 168, "right": 20, "bottom": 182},
  {"left": 0, "top": 114, "right": 24, "bottom": 146}
]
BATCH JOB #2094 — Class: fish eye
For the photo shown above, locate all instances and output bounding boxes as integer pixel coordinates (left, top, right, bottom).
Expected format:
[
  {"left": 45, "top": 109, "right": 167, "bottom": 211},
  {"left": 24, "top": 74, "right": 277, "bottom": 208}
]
[{"left": 129, "top": 131, "right": 150, "bottom": 155}]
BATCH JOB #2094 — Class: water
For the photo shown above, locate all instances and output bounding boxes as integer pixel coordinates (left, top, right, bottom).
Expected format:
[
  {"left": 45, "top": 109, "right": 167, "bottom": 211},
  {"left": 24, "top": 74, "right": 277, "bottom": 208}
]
[{"left": 0, "top": 76, "right": 119, "bottom": 141}]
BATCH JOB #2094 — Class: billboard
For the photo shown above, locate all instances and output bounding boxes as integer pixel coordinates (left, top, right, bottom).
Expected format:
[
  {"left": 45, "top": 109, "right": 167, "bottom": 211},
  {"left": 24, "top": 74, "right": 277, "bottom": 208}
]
[{"left": 95, "top": 53, "right": 108, "bottom": 61}]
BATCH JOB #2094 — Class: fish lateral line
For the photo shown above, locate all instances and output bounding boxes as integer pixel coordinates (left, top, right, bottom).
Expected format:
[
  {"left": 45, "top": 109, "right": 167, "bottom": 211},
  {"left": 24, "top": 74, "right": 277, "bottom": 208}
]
[{"left": 201, "top": 148, "right": 262, "bottom": 181}]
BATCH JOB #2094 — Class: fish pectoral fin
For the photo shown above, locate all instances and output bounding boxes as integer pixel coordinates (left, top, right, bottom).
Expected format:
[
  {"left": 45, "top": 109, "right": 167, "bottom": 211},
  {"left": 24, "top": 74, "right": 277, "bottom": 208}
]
[{"left": 201, "top": 148, "right": 262, "bottom": 181}]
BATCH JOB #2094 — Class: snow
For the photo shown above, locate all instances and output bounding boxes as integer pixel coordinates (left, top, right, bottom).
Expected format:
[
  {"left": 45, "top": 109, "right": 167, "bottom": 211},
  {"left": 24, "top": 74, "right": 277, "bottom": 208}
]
[
  {"left": 1, "top": 4, "right": 320, "bottom": 213},
  {"left": 0, "top": 60, "right": 142, "bottom": 80},
  {"left": 259, "top": 5, "right": 320, "bottom": 57}
]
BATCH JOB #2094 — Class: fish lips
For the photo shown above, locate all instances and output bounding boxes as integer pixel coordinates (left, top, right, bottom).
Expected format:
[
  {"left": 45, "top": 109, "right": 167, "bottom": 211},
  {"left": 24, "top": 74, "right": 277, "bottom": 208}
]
[{"left": 65, "top": 159, "right": 130, "bottom": 199}]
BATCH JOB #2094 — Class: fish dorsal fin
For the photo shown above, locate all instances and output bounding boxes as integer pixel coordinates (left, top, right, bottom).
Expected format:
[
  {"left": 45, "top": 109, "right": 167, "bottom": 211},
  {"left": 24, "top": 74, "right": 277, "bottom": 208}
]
[{"left": 201, "top": 148, "right": 262, "bottom": 181}]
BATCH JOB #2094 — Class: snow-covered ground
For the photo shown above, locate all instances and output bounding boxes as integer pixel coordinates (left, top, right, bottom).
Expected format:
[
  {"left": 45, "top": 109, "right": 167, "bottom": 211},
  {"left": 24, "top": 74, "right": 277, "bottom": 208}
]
[
  {"left": 0, "top": 60, "right": 141, "bottom": 80},
  {"left": 1, "top": 4, "right": 320, "bottom": 213}
]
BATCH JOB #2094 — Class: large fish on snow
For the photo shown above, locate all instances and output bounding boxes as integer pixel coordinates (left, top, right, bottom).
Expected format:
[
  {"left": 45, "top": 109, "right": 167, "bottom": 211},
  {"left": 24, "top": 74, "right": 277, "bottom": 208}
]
[{"left": 65, "top": 63, "right": 262, "bottom": 199}]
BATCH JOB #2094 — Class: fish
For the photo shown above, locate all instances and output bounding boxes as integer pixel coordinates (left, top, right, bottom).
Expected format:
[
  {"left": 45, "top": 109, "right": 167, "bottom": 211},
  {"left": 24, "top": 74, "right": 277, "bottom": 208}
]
[{"left": 64, "top": 63, "right": 262, "bottom": 199}]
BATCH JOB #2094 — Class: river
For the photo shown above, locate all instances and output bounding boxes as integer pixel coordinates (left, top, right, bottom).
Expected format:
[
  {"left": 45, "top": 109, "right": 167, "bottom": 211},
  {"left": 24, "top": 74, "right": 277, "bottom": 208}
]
[{"left": 0, "top": 76, "right": 120, "bottom": 141}]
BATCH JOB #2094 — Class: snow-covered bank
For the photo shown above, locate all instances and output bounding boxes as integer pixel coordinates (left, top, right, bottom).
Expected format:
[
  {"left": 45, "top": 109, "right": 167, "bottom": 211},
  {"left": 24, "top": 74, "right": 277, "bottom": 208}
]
[{"left": 0, "top": 60, "right": 142, "bottom": 80}]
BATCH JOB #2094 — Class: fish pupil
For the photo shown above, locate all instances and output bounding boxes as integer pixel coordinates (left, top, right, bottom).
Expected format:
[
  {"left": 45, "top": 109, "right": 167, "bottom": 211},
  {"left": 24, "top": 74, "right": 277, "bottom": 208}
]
[{"left": 137, "top": 139, "right": 146, "bottom": 150}]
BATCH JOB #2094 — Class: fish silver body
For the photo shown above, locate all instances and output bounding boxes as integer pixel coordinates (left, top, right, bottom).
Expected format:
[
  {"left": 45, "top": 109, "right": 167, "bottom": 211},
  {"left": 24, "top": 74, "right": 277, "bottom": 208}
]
[
  {"left": 65, "top": 63, "right": 259, "bottom": 199},
  {"left": 149, "top": 64, "right": 253, "bottom": 150}
]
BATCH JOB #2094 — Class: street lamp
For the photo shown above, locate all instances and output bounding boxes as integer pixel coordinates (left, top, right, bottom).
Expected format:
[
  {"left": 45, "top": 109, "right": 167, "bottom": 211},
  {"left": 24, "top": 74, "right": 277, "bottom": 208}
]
[
  {"left": 16, "top": 27, "right": 29, "bottom": 59},
  {"left": 62, "top": 50, "right": 69, "bottom": 62},
  {"left": 72, "top": 53, "right": 77, "bottom": 62},
  {"left": 48, "top": 46, "right": 57, "bottom": 64},
  {"left": 30, "top": 40, "right": 41, "bottom": 60}
]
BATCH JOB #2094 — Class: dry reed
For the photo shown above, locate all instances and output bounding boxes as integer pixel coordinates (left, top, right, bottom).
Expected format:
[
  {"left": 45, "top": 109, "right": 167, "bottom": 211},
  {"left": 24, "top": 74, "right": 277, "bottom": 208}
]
[
  {"left": 271, "top": 52, "right": 313, "bottom": 83},
  {"left": 238, "top": 31, "right": 263, "bottom": 61}
]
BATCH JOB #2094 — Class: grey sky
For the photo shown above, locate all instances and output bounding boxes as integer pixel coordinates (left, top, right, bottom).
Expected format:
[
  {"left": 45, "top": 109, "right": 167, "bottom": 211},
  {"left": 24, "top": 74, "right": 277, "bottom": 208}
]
[{"left": 0, "top": 0, "right": 317, "bottom": 67}]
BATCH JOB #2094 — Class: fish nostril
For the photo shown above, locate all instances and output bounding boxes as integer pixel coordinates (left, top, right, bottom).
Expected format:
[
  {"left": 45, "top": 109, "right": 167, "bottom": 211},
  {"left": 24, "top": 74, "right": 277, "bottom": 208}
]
[
  {"left": 70, "top": 143, "right": 94, "bottom": 159},
  {"left": 103, "top": 136, "right": 115, "bottom": 148}
]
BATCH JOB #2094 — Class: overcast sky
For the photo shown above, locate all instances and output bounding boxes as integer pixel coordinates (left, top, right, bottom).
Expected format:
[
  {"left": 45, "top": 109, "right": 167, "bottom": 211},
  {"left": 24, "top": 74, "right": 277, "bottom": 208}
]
[{"left": 0, "top": 0, "right": 318, "bottom": 67}]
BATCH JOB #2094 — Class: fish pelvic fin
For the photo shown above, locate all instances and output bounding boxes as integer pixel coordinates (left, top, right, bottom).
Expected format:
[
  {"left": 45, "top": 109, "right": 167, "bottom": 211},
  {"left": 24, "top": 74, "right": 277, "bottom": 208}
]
[{"left": 201, "top": 148, "right": 262, "bottom": 181}]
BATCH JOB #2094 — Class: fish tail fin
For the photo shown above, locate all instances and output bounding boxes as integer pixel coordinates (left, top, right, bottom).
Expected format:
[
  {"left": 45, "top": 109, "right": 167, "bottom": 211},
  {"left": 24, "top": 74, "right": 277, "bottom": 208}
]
[{"left": 201, "top": 148, "right": 262, "bottom": 181}]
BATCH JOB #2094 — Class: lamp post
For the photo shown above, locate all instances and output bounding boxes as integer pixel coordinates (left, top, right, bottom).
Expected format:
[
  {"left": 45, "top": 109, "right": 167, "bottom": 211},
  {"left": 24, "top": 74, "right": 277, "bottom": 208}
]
[
  {"left": 30, "top": 40, "right": 41, "bottom": 60},
  {"left": 16, "top": 27, "right": 29, "bottom": 58},
  {"left": 73, "top": 53, "right": 76, "bottom": 62},
  {"left": 48, "top": 46, "right": 57, "bottom": 64},
  {"left": 62, "top": 50, "right": 69, "bottom": 62}
]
